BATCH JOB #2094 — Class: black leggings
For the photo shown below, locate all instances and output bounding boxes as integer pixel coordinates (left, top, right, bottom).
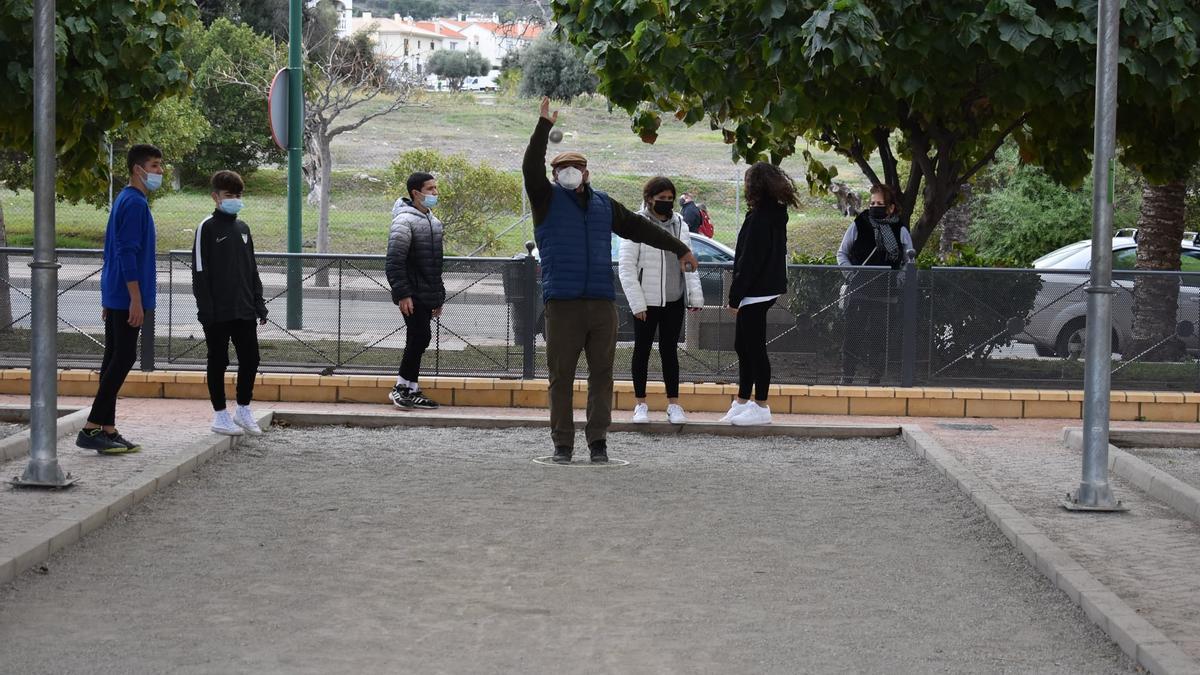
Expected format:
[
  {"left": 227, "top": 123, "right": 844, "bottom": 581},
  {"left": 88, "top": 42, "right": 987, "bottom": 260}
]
[
  {"left": 203, "top": 319, "right": 260, "bottom": 410},
  {"left": 87, "top": 309, "right": 143, "bottom": 426},
  {"left": 400, "top": 299, "right": 434, "bottom": 384},
  {"left": 631, "top": 298, "right": 685, "bottom": 398},
  {"left": 734, "top": 299, "right": 774, "bottom": 401}
]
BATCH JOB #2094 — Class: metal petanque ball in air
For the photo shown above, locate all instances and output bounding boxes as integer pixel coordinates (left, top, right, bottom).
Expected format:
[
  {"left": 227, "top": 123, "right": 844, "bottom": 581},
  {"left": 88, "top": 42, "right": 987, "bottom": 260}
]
[{"left": 548, "top": 129, "right": 563, "bottom": 143}]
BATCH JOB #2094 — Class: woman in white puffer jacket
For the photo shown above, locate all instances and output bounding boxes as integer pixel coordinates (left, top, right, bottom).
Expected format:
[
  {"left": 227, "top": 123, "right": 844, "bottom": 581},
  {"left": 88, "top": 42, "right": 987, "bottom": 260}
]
[{"left": 618, "top": 176, "right": 704, "bottom": 424}]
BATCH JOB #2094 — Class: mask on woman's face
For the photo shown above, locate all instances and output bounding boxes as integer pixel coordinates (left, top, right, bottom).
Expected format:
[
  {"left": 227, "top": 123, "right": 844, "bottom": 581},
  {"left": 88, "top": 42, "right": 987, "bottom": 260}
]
[
  {"left": 556, "top": 167, "right": 583, "bottom": 190},
  {"left": 652, "top": 199, "right": 673, "bottom": 216},
  {"left": 869, "top": 205, "right": 888, "bottom": 220}
]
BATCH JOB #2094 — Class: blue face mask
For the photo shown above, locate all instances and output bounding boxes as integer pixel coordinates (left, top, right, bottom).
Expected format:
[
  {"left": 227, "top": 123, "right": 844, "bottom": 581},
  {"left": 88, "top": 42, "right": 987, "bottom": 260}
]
[
  {"left": 218, "top": 198, "right": 244, "bottom": 215},
  {"left": 143, "top": 169, "right": 163, "bottom": 192},
  {"left": 422, "top": 193, "right": 438, "bottom": 208}
]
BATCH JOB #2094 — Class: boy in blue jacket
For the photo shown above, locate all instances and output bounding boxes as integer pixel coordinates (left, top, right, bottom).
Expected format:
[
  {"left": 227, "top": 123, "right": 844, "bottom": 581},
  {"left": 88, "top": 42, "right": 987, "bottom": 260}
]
[{"left": 76, "top": 144, "right": 162, "bottom": 454}]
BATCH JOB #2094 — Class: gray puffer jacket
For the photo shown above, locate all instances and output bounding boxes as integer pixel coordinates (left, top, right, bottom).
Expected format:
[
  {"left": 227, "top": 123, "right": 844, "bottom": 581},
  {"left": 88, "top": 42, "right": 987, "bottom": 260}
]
[{"left": 386, "top": 198, "right": 445, "bottom": 307}]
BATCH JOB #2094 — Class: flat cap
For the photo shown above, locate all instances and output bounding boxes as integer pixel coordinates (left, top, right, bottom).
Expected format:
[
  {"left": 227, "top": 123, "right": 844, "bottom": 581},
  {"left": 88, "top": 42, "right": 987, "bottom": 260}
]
[{"left": 550, "top": 151, "right": 588, "bottom": 168}]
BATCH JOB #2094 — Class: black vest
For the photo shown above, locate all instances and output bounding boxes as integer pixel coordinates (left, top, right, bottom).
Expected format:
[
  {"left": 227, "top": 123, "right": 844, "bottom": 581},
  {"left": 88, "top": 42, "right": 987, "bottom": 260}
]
[{"left": 849, "top": 211, "right": 907, "bottom": 269}]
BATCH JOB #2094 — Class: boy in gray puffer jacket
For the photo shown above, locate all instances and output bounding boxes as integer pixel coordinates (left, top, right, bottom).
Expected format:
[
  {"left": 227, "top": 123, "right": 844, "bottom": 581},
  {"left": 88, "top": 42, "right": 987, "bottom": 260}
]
[{"left": 385, "top": 172, "right": 445, "bottom": 409}]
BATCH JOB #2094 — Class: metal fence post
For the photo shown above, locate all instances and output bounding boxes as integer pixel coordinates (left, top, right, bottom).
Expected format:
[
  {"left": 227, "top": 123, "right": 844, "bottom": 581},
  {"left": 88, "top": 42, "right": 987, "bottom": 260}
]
[
  {"left": 522, "top": 241, "right": 537, "bottom": 379},
  {"left": 900, "top": 250, "right": 918, "bottom": 387},
  {"left": 140, "top": 309, "right": 155, "bottom": 371}
]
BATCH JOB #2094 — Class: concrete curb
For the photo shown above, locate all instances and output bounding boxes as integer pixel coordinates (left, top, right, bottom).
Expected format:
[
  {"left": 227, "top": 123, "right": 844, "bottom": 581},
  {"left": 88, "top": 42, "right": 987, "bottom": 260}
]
[
  {"left": 0, "top": 408, "right": 91, "bottom": 462},
  {"left": 1107, "top": 427, "right": 1200, "bottom": 449},
  {"left": 0, "top": 404, "right": 83, "bottom": 424},
  {"left": 0, "top": 410, "right": 274, "bottom": 587},
  {"left": 1063, "top": 428, "right": 1200, "bottom": 525},
  {"left": 269, "top": 409, "right": 902, "bottom": 439},
  {"left": 902, "top": 425, "right": 1200, "bottom": 675}
]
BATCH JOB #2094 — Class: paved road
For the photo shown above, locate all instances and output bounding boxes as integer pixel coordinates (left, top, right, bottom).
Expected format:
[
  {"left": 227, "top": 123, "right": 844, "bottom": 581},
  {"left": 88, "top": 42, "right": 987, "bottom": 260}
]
[{"left": 0, "top": 427, "right": 1134, "bottom": 674}]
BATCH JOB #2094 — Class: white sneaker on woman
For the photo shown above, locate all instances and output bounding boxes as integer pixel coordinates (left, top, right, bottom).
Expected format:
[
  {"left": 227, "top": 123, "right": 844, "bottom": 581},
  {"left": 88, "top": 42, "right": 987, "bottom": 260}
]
[
  {"left": 731, "top": 403, "right": 772, "bottom": 426},
  {"left": 233, "top": 405, "right": 264, "bottom": 435},
  {"left": 631, "top": 403, "right": 650, "bottom": 423},
  {"left": 211, "top": 410, "right": 244, "bottom": 436},
  {"left": 720, "top": 399, "right": 751, "bottom": 423},
  {"left": 667, "top": 404, "right": 688, "bottom": 424}
]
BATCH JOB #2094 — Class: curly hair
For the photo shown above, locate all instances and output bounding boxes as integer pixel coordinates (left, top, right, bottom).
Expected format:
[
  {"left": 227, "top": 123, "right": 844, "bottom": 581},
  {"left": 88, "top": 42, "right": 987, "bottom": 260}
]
[{"left": 744, "top": 161, "right": 800, "bottom": 209}]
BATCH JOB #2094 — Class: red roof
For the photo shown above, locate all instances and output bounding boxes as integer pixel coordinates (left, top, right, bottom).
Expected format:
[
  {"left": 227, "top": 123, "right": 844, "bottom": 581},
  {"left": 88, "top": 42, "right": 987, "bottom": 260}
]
[
  {"left": 415, "top": 21, "right": 465, "bottom": 39},
  {"left": 494, "top": 23, "right": 542, "bottom": 40}
]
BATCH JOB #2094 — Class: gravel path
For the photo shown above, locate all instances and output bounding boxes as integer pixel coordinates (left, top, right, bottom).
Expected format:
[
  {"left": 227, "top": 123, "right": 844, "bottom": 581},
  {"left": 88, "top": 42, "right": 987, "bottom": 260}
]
[
  {"left": 1126, "top": 447, "right": 1200, "bottom": 493},
  {"left": 0, "top": 423, "right": 23, "bottom": 440},
  {"left": 0, "top": 427, "right": 1134, "bottom": 674}
]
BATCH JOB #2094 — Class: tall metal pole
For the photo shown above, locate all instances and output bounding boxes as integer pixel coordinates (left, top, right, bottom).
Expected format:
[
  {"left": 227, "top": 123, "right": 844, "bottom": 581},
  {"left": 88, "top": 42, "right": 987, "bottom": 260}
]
[
  {"left": 1064, "top": 0, "right": 1123, "bottom": 511},
  {"left": 18, "top": 0, "right": 73, "bottom": 488},
  {"left": 286, "top": 0, "right": 304, "bottom": 330}
]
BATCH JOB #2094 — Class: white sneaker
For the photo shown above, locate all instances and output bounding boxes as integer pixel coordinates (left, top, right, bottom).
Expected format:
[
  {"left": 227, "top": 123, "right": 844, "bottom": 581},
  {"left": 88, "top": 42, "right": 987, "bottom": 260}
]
[
  {"left": 211, "top": 410, "right": 244, "bottom": 436},
  {"left": 631, "top": 403, "right": 650, "bottom": 423},
  {"left": 233, "top": 405, "right": 264, "bottom": 435},
  {"left": 667, "top": 404, "right": 688, "bottom": 424},
  {"left": 731, "top": 403, "right": 772, "bottom": 426},
  {"left": 720, "top": 399, "right": 751, "bottom": 423}
]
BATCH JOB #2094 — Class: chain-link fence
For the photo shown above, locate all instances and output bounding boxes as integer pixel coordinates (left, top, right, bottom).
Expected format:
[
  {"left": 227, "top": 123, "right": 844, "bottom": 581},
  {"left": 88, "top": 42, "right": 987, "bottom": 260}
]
[{"left": 0, "top": 247, "right": 1197, "bottom": 391}]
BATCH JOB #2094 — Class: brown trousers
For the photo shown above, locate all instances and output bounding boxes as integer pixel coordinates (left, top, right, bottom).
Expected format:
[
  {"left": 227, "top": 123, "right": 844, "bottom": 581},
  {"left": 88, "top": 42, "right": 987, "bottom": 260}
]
[{"left": 544, "top": 298, "right": 617, "bottom": 449}]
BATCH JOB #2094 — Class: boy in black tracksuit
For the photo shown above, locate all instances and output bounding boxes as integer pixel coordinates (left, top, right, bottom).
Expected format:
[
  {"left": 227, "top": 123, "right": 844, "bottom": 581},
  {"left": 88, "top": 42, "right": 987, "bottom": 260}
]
[{"left": 192, "top": 170, "right": 268, "bottom": 436}]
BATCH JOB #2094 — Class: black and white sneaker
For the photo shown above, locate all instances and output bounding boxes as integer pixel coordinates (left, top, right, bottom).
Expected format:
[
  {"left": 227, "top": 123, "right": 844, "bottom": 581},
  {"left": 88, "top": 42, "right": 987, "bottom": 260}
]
[
  {"left": 389, "top": 384, "right": 414, "bottom": 409},
  {"left": 406, "top": 390, "right": 439, "bottom": 410},
  {"left": 75, "top": 428, "right": 138, "bottom": 454}
]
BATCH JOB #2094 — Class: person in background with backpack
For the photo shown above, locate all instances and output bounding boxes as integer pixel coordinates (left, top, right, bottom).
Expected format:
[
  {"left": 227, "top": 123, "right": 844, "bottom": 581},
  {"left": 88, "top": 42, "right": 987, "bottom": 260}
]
[
  {"left": 618, "top": 176, "right": 704, "bottom": 425},
  {"left": 696, "top": 202, "right": 715, "bottom": 238},
  {"left": 385, "top": 172, "right": 445, "bottom": 410},
  {"left": 680, "top": 193, "right": 703, "bottom": 234}
]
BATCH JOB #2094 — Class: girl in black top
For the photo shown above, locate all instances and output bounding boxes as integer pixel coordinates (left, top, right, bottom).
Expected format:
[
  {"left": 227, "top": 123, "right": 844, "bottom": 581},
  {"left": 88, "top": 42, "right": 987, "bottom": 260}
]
[{"left": 723, "top": 162, "right": 798, "bottom": 426}]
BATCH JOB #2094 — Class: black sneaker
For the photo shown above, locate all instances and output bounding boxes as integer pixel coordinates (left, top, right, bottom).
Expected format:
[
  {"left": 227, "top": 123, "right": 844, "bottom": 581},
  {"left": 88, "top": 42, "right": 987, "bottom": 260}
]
[
  {"left": 388, "top": 384, "right": 414, "bottom": 409},
  {"left": 75, "top": 428, "right": 136, "bottom": 454},
  {"left": 406, "top": 390, "right": 439, "bottom": 410},
  {"left": 552, "top": 446, "right": 573, "bottom": 464},
  {"left": 589, "top": 440, "right": 608, "bottom": 463},
  {"left": 105, "top": 431, "right": 142, "bottom": 453}
]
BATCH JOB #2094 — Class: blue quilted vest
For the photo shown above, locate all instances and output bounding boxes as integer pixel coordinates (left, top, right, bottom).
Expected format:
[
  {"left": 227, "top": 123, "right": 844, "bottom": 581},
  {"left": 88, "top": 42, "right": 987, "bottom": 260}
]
[{"left": 536, "top": 184, "right": 615, "bottom": 301}]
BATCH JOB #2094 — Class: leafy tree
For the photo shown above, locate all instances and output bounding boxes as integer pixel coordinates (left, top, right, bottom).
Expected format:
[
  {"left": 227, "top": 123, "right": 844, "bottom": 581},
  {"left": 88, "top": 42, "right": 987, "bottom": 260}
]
[
  {"left": 427, "top": 49, "right": 491, "bottom": 90},
  {"left": 178, "top": 18, "right": 284, "bottom": 185},
  {"left": 517, "top": 35, "right": 596, "bottom": 100},
  {"left": 390, "top": 149, "right": 521, "bottom": 253},
  {"left": 386, "top": 0, "right": 466, "bottom": 20}
]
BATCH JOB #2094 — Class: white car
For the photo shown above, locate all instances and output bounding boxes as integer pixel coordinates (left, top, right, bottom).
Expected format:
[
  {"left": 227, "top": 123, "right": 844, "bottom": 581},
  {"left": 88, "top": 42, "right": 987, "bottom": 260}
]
[{"left": 1017, "top": 232, "right": 1200, "bottom": 357}]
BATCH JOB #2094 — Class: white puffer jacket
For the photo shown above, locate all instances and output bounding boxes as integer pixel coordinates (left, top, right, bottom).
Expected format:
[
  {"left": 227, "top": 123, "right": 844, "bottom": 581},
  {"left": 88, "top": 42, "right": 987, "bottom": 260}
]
[{"left": 618, "top": 207, "right": 704, "bottom": 315}]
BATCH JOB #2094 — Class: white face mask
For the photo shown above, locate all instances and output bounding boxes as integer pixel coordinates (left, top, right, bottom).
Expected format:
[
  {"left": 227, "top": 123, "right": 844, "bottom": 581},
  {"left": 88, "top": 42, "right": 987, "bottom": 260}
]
[{"left": 556, "top": 167, "right": 583, "bottom": 190}]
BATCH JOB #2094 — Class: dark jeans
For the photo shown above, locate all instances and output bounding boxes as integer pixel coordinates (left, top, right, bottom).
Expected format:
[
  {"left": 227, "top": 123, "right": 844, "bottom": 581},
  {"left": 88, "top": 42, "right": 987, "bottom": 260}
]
[
  {"left": 734, "top": 299, "right": 774, "bottom": 402},
  {"left": 545, "top": 299, "right": 617, "bottom": 449},
  {"left": 400, "top": 299, "right": 435, "bottom": 384},
  {"left": 840, "top": 297, "right": 895, "bottom": 382},
  {"left": 203, "top": 319, "right": 260, "bottom": 411},
  {"left": 631, "top": 298, "right": 685, "bottom": 398},
  {"left": 86, "top": 309, "right": 143, "bottom": 426}
]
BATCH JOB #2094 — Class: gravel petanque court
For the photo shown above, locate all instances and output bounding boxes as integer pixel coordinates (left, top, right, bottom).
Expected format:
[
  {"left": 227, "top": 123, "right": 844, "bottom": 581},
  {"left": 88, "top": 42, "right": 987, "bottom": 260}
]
[{"left": 0, "top": 425, "right": 1135, "bottom": 674}]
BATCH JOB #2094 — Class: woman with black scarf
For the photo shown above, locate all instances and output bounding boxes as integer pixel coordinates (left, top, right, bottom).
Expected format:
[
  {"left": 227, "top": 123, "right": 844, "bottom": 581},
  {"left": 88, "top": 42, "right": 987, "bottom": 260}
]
[{"left": 835, "top": 184, "right": 914, "bottom": 384}]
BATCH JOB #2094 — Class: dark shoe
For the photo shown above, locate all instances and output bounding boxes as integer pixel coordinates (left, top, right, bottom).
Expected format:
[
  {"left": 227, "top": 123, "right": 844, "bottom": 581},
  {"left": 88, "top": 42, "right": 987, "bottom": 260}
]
[
  {"left": 105, "top": 431, "right": 142, "bottom": 453},
  {"left": 406, "top": 390, "right": 440, "bottom": 410},
  {"left": 589, "top": 440, "right": 608, "bottom": 463},
  {"left": 552, "top": 446, "right": 573, "bottom": 464},
  {"left": 75, "top": 428, "right": 136, "bottom": 455},
  {"left": 388, "top": 385, "right": 414, "bottom": 409}
]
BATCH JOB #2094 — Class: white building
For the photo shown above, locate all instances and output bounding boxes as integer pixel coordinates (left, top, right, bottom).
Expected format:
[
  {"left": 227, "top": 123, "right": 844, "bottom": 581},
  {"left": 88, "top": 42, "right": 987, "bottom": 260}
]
[
  {"left": 307, "top": 0, "right": 354, "bottom": 37},
  {"left": 437, "top": 18, "right": 543, "bottom": 65},
  {"left": 349, "top": 13, "right": 467, "bottom": 75}
]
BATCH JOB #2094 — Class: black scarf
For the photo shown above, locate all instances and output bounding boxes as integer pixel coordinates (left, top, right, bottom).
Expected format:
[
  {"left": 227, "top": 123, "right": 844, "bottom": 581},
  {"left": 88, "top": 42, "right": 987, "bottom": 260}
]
[{"left": 868, "top": 212, "right": 902, "bottom": 265}]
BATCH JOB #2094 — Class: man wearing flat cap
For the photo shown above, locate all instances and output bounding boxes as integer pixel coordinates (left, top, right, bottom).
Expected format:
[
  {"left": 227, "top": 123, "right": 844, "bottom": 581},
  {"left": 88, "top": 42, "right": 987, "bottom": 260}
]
[{"left": 525, "top": 96, "right": 698, "bottom": 464}]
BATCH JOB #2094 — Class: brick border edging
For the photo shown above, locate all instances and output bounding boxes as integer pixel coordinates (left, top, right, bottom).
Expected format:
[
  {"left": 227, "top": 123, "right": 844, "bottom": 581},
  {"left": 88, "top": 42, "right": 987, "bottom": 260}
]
[
  {"left": 1063, "top": 428, "right": 1200, "bottom": 525},
  {"left": 902, "top": 425, "right": 1199, "bottom": 675},
  {"left": 0, "top": 408, "right": 91, "bottom": 462},
  {"left": 0, "top": 410, "right": 273, "bottom": 587}
]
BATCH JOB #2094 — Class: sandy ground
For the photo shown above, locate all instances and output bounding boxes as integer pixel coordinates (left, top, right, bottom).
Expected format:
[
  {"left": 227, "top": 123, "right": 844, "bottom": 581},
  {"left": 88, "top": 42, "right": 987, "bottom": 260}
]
[{"left": 0, "top": 426, "right": 1135, "bottom": 675}]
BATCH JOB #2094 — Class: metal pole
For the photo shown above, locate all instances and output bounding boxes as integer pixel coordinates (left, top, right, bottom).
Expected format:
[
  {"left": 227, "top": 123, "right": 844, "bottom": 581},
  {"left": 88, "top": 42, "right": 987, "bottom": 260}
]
[
  {"left": 286, "top": 0, "right": 304, "bottom": 330},
  {"left": 900, "top": 249, "right": 918, "bottom": 387},
  {"left": 139, "top": 309, "right": 155, "bottom": 371},
  {"left": 1064, "top": 0, "right": 1123, "bottom": 511},
  {"left": 17, "top": 0, "right": 74, "bottom": 488},
  {"left": 522, "top": 241, "right": 537, "bottom": 378}
]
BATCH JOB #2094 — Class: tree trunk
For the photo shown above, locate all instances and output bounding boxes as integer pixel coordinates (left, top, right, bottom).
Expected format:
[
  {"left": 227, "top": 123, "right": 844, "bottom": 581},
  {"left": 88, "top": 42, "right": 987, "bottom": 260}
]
[
  {"left": 0, "top": 201, "right": 12, "bottom": 332},
  {"left": 315, "top": 133, "right": 333, "bottom": 288},
  {"left": 911, "top": 178, "right": 957, "bottom": 254},
  {"left": 1129, "top": 180, "right": 1187, "bottom": 361},
  {"left": 939, "top": 183, "right": 973, "bottom": 256}
]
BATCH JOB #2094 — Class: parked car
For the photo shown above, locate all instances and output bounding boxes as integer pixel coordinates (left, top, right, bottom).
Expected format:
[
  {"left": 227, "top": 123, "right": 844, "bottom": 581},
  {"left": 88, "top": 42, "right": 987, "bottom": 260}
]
[
  {"left": 511, "top": 233, "right": 735, "bottom": 341},
  {"left": 462, "top": 75, "right": 498, "bottom": 92},
  {"left": 1016, "top": 232, "right": 1200, "bottom": 358}
]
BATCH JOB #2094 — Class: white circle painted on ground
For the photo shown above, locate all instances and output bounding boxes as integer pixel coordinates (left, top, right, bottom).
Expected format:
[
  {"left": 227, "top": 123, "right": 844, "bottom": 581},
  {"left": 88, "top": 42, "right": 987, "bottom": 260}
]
[{"left": 531, "top": 456, "right": 631, "bottom": 467}]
